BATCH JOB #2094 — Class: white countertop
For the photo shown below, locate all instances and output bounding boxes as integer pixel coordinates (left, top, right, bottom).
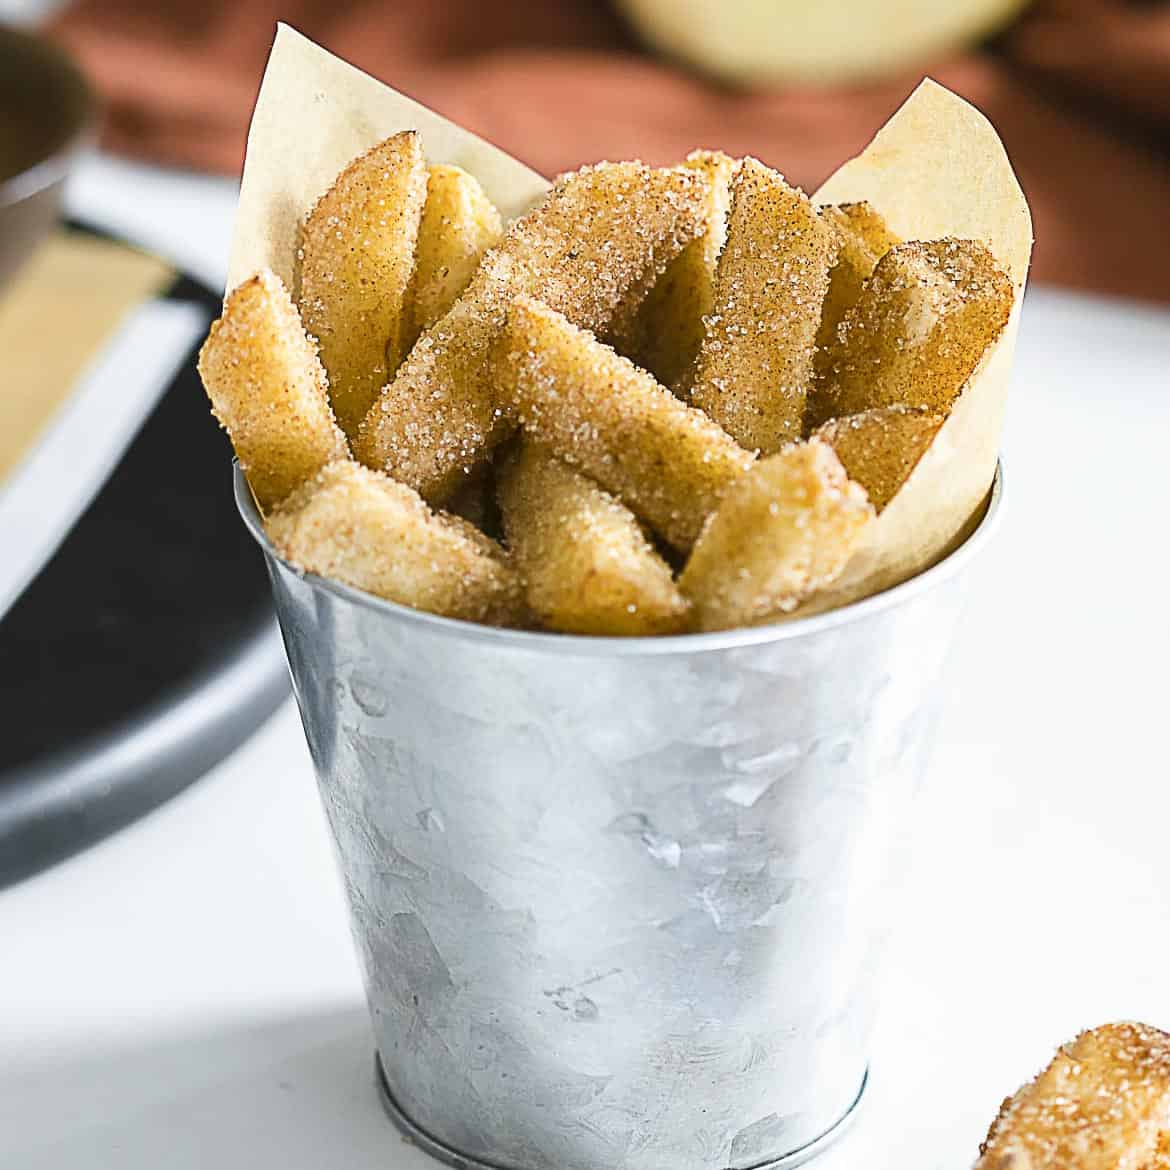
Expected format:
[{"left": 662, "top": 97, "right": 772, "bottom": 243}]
[{"left": 2, "top": 153, "right": 1169, "bottom": 1170}]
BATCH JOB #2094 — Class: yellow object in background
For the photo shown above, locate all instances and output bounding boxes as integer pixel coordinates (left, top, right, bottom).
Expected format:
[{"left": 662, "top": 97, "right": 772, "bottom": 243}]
[
  {"left": 614, "top": 0, "right": 1029, "bottom": 85},
  {"left": 0, "top": 232, "right": 173, "bottom": 484}
]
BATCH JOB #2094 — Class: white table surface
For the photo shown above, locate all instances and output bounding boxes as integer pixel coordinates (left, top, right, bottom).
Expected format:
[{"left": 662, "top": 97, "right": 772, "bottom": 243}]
[{"left": 2, "top": 151, "right": 1169, "bottom": 1170}]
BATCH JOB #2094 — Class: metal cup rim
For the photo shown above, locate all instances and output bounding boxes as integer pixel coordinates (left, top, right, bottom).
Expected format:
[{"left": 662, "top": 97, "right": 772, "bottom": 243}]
[{"left": 234, "top": 459, "right": 1003, "bottom": 657}]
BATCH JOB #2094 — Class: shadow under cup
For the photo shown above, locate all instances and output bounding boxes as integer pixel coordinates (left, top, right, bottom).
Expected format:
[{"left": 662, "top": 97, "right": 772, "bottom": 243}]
[{"left": 236, "top": 464, "right": 1002, "bottom": 1170}]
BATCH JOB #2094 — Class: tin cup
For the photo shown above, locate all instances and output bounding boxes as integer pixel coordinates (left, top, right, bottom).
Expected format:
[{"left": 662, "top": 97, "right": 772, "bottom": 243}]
[{"left": 236, "top": 464, "right": 1002, "bottom": 1170}]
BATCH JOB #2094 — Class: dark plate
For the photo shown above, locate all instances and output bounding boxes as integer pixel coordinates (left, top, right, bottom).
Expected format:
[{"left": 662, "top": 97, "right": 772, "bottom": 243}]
[{"left": 0, "top": 266, "right": 289, "bottom": 888}]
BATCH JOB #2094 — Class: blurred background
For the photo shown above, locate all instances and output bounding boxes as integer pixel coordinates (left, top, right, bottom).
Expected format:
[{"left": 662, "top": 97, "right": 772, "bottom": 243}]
[{"left": 21, "top": 0, "right": 1170, "bottom": 300}]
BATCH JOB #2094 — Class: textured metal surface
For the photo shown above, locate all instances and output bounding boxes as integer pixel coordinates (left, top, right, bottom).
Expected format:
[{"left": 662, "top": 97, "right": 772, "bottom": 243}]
[
  {"left": 238, "top": 466, "right": 1000, "bottom": 1170},
  {"left": 376, "top": 1056, "right": 867, "bottom": 1170}
]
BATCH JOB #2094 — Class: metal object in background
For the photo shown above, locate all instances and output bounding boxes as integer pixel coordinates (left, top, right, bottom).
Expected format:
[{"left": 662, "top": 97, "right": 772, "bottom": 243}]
[
  {"left": 238, "top": 465, "right": 1001, "bottom": 1170},
  {"left": 0, "top": 24, "right": 95, "bottom": 292}
]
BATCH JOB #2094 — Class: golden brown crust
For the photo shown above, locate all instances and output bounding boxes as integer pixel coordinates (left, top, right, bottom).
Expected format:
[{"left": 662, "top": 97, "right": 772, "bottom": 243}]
[
  {"left": 356, "top": 161, "right": 712, "bottom": 501},
  {"left": 356, "top": 288, "right": 509, "bottom": 501},
  {"left": 814, "top": 201, "right": 901, "bottom": 384},
  {"left": 690, "top": 158, "right": 838, "bottom": 453},
  {"left": 498, "top": 442, "right": 690, "bottom": 636},
  {"left": 266, "top": 459, "right": 525, "bottom": 626},
  {"left": 678, "top": 438, "right": 873, "bottom": 631},
  {"left": 975, "top": 1023, "right": 1170, "bottom": 1170},
  {"left": 499, "top": 296, "right": 755, "bottom": 552},
  {"left": 198, "top": 269, "right": 349, "bottom": 511},
  {"left": 814, "top": 405, "right": 943, "bottom": 512},
  {"left": 299, "top": 131, "right": 428, "bottom": 436},
  {"left": 815, "top": 237, "right": 1013, "bottom": 423}
]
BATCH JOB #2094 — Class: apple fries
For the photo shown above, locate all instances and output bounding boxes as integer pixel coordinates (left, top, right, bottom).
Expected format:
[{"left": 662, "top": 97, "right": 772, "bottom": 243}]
[
  {"left": 612, "top": 150, "right": 737, "bottom": 391},
  {"left": 204, "top": 118, "right": 1018, "bottom": 633},
  {"left": 199, "top": 270, "right": 349, "bottom": 511},
  {"left": 975, "top": 1023, "right": 1170, "bottom": 1170},
  {"left": 498, "top": 442, "right": 690, "bottom": 636},
  {"left": 499, "top": 295, "right": 755, "bottom": 552},
  {"left": 690, "top": 158, "right": 838, "bottom": 453},
  {"left": 814, "top": 201, "right": 900, "bottom": 382},
  {"left": 815, "top": 406, "right": 943, "bottom": 512},
  {"left": 267, "top": 460, "right": 524, "bottom": 626},
  {"left": 200, "top": 265, "right": 520, "bottom": 627},
  {"left": 816, "top": 238, "right": 1014, "bottom": 421},
  {"left": 678, "top": 439, "right": 874, "bottom": 631},
  {"left": 408, "top": 164, "right": 504, "bottom": 345},
  {"left": 299, "top": 130, "right": 428, "bottom": 436},
  {"left": 355, "top": 161, "right": 711, "bottom": 500}
]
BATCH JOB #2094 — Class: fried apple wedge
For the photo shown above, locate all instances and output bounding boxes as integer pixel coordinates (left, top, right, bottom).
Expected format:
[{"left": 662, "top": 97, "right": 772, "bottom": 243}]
[
  {"left": 498, "top": 442, "right": 690, "bottom": 636},
  {"left": 499, "top": 296, "right": 755, "bottom": 552},
  {"left": 814, "top": 405, "right": 943, "bottom": 512},
  {"left": 355, "top": 161, "right": 711, "bottom": 501},
  {"left": 199, "top": 270, "right": 349, "bottom": 511},
  {"left": 814, "top": 201, "right": 900, "bottom": 383},
  {"left": 679, "top": 439, "right": 872, "bottom": 630},
  {"left": 408, "top": 164, "right": 504, "bottom": 346},
  {"left": 975, "top": 1023, "right": 1170, "bottom": 1170},
  {"left": 299, "top": 130, "right": 428, "bottom": 436},
  {"left": 816, "top": 238, "right": 1013, "bottom": 423},
  {"left": 612, "top": 150, "right": 737, "bottom": 390},
  {"left": 266, "top": 460, "right": 524, "bottom": 626},
  {"left": 690, "top": 158, "right": 838, "bottom": 453}
]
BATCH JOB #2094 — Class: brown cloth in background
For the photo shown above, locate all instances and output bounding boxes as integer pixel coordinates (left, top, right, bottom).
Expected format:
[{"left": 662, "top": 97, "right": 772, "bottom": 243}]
[{"left": 51, "top": 0, "right": 1170, "bottom": 302}]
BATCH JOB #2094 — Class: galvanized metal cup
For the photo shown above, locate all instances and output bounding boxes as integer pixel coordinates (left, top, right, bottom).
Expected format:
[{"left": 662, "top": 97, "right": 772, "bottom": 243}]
[{"left": 236, "top": 465, "right": 1002, "bottom": 1170}]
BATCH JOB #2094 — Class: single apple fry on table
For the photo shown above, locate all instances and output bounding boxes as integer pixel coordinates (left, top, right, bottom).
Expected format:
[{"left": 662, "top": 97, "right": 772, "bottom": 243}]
[
  {"left": 974, "top": 1022, "right": 1170, "bottom": 1170},
  {"left": 690, "top": 158, "right": 838, "bottom": 453},
  {"left": 198, "top": 270, "right": 349, "bottom": 512},
  {"left": 355, "top": 161, "right": 711, "bottom": 501},
  {"left": 498, "top": 442, "right": 690, "bottom": 637},
  {"left": 611, "top": 149, "right": 737, "bottom": 391},
  {"left": 814, "top": 405, "right": 943, "bottom": 513},
  {"left": 408, "top": 164, "right": 504, "bottom": 346},
  {"left": 299, "top": 130, "right": 428, "bottom": 436},
  {"left": 679, "top": 439, "right": 873, "bottom": 631},
  {"left": 265, "top": 460, "right": 524, "bottom": 626},
  {"left": 816, "top": 238, "right": 1013, "bottom": 423},
  {"left": 814, "top": 201, "right": 900, "bottom": 383},
  {"left": 499, "top": 296, "right": 755, "bottom": 552}
]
